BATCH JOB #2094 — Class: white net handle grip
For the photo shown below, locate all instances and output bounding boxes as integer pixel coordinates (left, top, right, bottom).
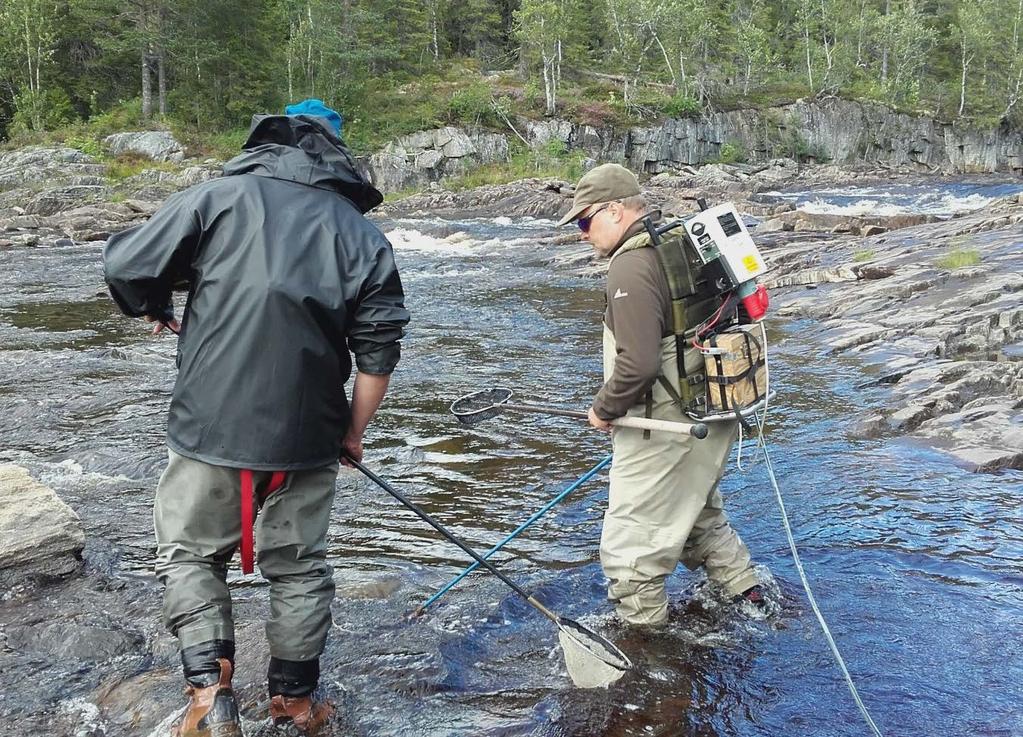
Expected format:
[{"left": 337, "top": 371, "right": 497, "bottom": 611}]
[{"left": 610, "top": 415, "right": 709, "bottom": 438}]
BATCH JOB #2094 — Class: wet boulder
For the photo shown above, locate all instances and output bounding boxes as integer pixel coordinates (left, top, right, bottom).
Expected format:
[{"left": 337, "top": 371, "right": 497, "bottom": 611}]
[
  {"left": 756, "top": 218, "right": 792, "bottom": 233},
  {"left": 5, "top": 621, "right": 143, "bottom": 662},
  {"left": 0, "top": 465, "right": 85, "bottom": 585}
]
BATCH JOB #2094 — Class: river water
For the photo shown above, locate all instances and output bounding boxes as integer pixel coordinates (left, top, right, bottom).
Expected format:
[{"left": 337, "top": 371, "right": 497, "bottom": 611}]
[{"left": 0, "top": 182, "right": 1021, "bottom": 736}]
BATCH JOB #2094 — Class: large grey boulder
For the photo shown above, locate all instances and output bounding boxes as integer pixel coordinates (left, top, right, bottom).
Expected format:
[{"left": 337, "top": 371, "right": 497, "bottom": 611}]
[
  {"left": 0, "top": 147, "right": 106, "bottom": 191},
  {"left": 0, "top": 465, "right": 85, "bottom": 584},
  {"left": 103, "top": 130, "right": 185, "bottom": 162}
]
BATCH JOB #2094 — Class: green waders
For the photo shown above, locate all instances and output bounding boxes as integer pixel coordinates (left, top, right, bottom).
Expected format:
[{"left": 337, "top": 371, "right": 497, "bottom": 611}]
[
  {"left": 599, "top": 325, "right": 759, "bottom": 626},
  {"left": 154, "top": 449, "right": 338, "bottom": 661}
]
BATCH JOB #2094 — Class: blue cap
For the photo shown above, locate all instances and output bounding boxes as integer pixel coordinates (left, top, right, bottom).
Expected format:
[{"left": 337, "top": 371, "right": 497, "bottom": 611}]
[{"left": 284, "top": 98, "right": 343, "bottom": 136}]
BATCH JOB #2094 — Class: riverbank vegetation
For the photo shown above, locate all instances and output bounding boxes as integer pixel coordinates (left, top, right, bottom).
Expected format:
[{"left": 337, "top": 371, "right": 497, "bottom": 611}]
[{"left": 2, "top": 0, "right": 1022, "bottom": 156}]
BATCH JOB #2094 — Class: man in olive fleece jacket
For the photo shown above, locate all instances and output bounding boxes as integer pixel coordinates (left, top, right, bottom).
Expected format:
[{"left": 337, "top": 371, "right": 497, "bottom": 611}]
[{"left": 558, "top": 163, "right": 762, "bottom": 626}]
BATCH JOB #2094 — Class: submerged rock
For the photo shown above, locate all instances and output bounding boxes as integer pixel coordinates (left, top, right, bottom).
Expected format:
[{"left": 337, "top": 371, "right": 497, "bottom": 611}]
[
  {"left": 0, "top": 465, "right": 85, "bottom": 585},
  {"left": 6, "top": 621, "right": 143, "bottom": 662}
]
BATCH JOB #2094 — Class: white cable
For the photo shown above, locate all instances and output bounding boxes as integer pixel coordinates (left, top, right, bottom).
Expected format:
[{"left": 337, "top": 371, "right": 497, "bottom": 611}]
[
  {"left": 737, "top": 321, "right": 770, "bottom": 472},
  {"left": 755, "top": 423, "right": 885, "bottom": 737}
]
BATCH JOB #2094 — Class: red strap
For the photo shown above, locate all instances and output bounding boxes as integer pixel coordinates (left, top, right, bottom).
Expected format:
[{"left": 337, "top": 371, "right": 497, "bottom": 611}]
[
  {"left": 267, "top": 471, "right": 286, "bottom": 497},
  {"left": 240, "top": 470, "right": 256, "bottom": 574},
  {"left": 239, "top": 470, "right": 287, "bottom": 574}
]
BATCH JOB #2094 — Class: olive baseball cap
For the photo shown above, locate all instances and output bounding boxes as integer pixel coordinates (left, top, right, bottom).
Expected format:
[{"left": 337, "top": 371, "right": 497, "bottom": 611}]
[{"left": 556, "top": 163, "right": 642, "bottom": 226}]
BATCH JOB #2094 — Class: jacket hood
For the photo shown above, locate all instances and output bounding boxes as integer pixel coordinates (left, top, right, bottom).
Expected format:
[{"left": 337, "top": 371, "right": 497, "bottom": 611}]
[{"left": 222, "top": 114, "right": 382, "bottom": 213}]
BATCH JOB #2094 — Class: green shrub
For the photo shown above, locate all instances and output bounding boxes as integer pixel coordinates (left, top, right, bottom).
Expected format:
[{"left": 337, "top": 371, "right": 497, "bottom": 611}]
[
  {"left": 10, "top": 88, "right": 76, "bottom": 135},
  {"left": 936, "top": 249, "right": 981, "bottom": 269},
  {"left": 543, "top": 138, "right": 568, "bottom": 159},
  {"left": 85, "top": 99, "right": 146, "bottom": 137},
  {"left": 718, "top": 142, "right": 747, "bottom": 164},
  {"left": 662, "top": 93, "right": 702, "bottom": 119},
  {"left": 206, "top": 128, "right": 250, "bottom": 158},
  {"left": 852, "top": 249, "right": 875, "bottom": 262},
  {"left": 447, "top": 82, "right": 496, "bottom": 126},
  {"left": 63, "top": 135, "right": 103, "bottom": 157}
]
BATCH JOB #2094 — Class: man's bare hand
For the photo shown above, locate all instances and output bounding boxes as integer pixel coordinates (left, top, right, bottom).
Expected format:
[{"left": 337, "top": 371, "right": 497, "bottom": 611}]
[
  {"left": 144, "top": 315, "right": 181, "bottom": 335},
  {"left": 588, "top": 406, "right": 613, "bottom": 432},
  {"left": 340, "top": 432, "right": 364, "bottom": 466}
]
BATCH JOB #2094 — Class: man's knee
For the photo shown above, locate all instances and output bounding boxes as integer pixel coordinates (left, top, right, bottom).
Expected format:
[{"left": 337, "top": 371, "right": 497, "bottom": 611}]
[{"left": 258, "top": 544, "right": 331, "bottom": 582}]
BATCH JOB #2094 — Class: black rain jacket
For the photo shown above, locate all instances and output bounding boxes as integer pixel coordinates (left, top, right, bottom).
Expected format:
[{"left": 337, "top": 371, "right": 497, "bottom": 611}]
[{"left": 103, "top": 114, "right": 409, "bottom": 470}]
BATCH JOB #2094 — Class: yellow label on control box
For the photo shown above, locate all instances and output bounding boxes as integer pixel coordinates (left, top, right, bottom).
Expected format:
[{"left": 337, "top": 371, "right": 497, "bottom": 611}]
[{"left": 742, "top": 254, "right": 761, "bottom": 272}]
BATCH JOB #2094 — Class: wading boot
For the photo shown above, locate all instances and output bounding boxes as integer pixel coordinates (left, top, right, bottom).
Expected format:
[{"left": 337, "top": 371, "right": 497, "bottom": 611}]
[
  {"left": 171, "top": 658, "right": 242, "bottom": 737},
  {"left": 734, "top": 584, "right": 767, "bottom": 609},
  {"left": 269, "top": 694, "right": 334, "bottom": 737}
]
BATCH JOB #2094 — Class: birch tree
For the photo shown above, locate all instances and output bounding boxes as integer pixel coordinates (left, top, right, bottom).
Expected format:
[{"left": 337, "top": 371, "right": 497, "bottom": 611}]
[
  {"left": 0, "top": 0, "right": 58, "bottom": 130},
  {"left": 515, "top": 0, "right": 573, "bottom": 115},
  {"left": 731, "top": 0, "right": 773, "bottom": 94},
  {"left": 953, "top": 0, "right": 998, "bottom": 115},
  {"left": 877, "top": 0, "right": 934, "bottom": 104}
]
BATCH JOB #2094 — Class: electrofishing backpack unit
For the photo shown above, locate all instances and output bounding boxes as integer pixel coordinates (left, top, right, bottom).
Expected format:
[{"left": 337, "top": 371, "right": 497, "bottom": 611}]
[{"left": 643, "top": 200, "right": 772, "bottom": 422}]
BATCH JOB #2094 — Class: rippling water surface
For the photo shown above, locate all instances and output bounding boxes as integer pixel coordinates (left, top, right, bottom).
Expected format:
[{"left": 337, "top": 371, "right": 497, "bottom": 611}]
[{"left": 1, "top": 210, "right": 1020, "bottom": 736}]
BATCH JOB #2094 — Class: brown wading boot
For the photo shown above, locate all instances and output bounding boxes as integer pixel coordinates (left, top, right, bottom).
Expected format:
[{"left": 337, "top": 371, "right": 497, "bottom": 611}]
[
  {"left": 171, "top": 658, "right": 242, "bottom": 737},
  {"left": 269, "top": 694, "right": 334, "bottom": 737}
]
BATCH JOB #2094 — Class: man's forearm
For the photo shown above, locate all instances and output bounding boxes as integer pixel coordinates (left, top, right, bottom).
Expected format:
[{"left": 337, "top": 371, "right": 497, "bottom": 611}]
[{"left": 347, "top": 371, "right": 391, "bottom": 438}]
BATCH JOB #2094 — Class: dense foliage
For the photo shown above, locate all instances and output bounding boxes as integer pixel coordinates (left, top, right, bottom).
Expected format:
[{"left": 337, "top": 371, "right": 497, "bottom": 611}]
[{"left": 2, "top": 0, "right": 1022, "bottom": 151}]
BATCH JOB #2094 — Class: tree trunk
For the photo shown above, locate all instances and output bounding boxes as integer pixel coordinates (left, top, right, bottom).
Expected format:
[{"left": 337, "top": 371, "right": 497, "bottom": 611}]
[
  {"left": 21, "top": 11, "right": 42, "bottom": 130},
  {"left": 803, "top": 22, "right": 814, "bottom": 92},
  {"left": 306, "top": 1, "right": 314, "bottom": 97},
  {"left": 141, "top": 50, "right": 153, "bottom": 119},
  {"left": 959, "top": 35, "right": 969, "bottom": 116},
  {"left": 653, "top": 33, "right": 677, "bottom": 88},
  {"left": 881, "top": 0, "right": 891, "bottom": 83},
  {"left": 287, "top": 20, "right": 295, "bottom": 101},
  {"left": 431, "top": 2, "right": 440, "bottom": 60},
  {"left": 157, "top": 51, "right": 166, "bottom": 116},
  {"left": 855, "top": 0, "right": 867, "bottom": 67}
]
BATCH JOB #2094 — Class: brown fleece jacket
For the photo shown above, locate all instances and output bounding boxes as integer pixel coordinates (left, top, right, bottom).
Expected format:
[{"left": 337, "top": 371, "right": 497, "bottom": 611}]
[{"left": 592, "top": 216, "right": 673, "bottom": 420}]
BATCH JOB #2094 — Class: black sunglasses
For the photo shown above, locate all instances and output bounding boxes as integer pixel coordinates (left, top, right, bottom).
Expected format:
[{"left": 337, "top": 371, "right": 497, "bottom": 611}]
[{"left": 577, "top": 204, "right": 610, "bottom": 232}]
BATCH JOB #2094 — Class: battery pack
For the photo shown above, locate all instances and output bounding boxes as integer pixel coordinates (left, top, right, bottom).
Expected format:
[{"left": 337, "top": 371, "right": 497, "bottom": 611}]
[{"left": 702, "top": 325, "right": 767, "bottom": 414}]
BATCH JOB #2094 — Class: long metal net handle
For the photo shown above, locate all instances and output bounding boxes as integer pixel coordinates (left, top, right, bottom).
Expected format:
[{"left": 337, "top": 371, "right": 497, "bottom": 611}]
[{"left": 451, "top": 388, "right": 708, "bottom": 438}]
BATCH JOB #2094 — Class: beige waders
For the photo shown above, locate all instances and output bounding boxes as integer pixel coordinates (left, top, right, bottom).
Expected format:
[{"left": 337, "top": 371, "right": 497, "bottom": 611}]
[
  {"left": 599, "top": 327, "right": 758, "bottom": 626},
  {"left": 154, "top": 449, "right": 339, "bottom": 660}
]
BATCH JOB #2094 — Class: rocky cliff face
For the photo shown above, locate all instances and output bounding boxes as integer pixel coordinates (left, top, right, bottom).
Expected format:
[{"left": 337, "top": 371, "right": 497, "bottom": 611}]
[
  {"left": 365, "top": 126, "right": 509, "bottom": 192},
  {"left": 364, "top": 99, "right": 1023, "bottom": 192}
]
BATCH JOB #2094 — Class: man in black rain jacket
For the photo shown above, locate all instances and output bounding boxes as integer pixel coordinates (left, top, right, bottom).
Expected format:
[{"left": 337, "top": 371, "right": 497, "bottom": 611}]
[{"left": 103, "top": 102, "right": 409, "bottom": 737}]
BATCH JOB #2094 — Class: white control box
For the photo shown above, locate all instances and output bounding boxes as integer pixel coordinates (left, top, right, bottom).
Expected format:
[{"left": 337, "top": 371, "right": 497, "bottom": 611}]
[{"left": 681, "top": 203, "right": 768, "bottom": 287}]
